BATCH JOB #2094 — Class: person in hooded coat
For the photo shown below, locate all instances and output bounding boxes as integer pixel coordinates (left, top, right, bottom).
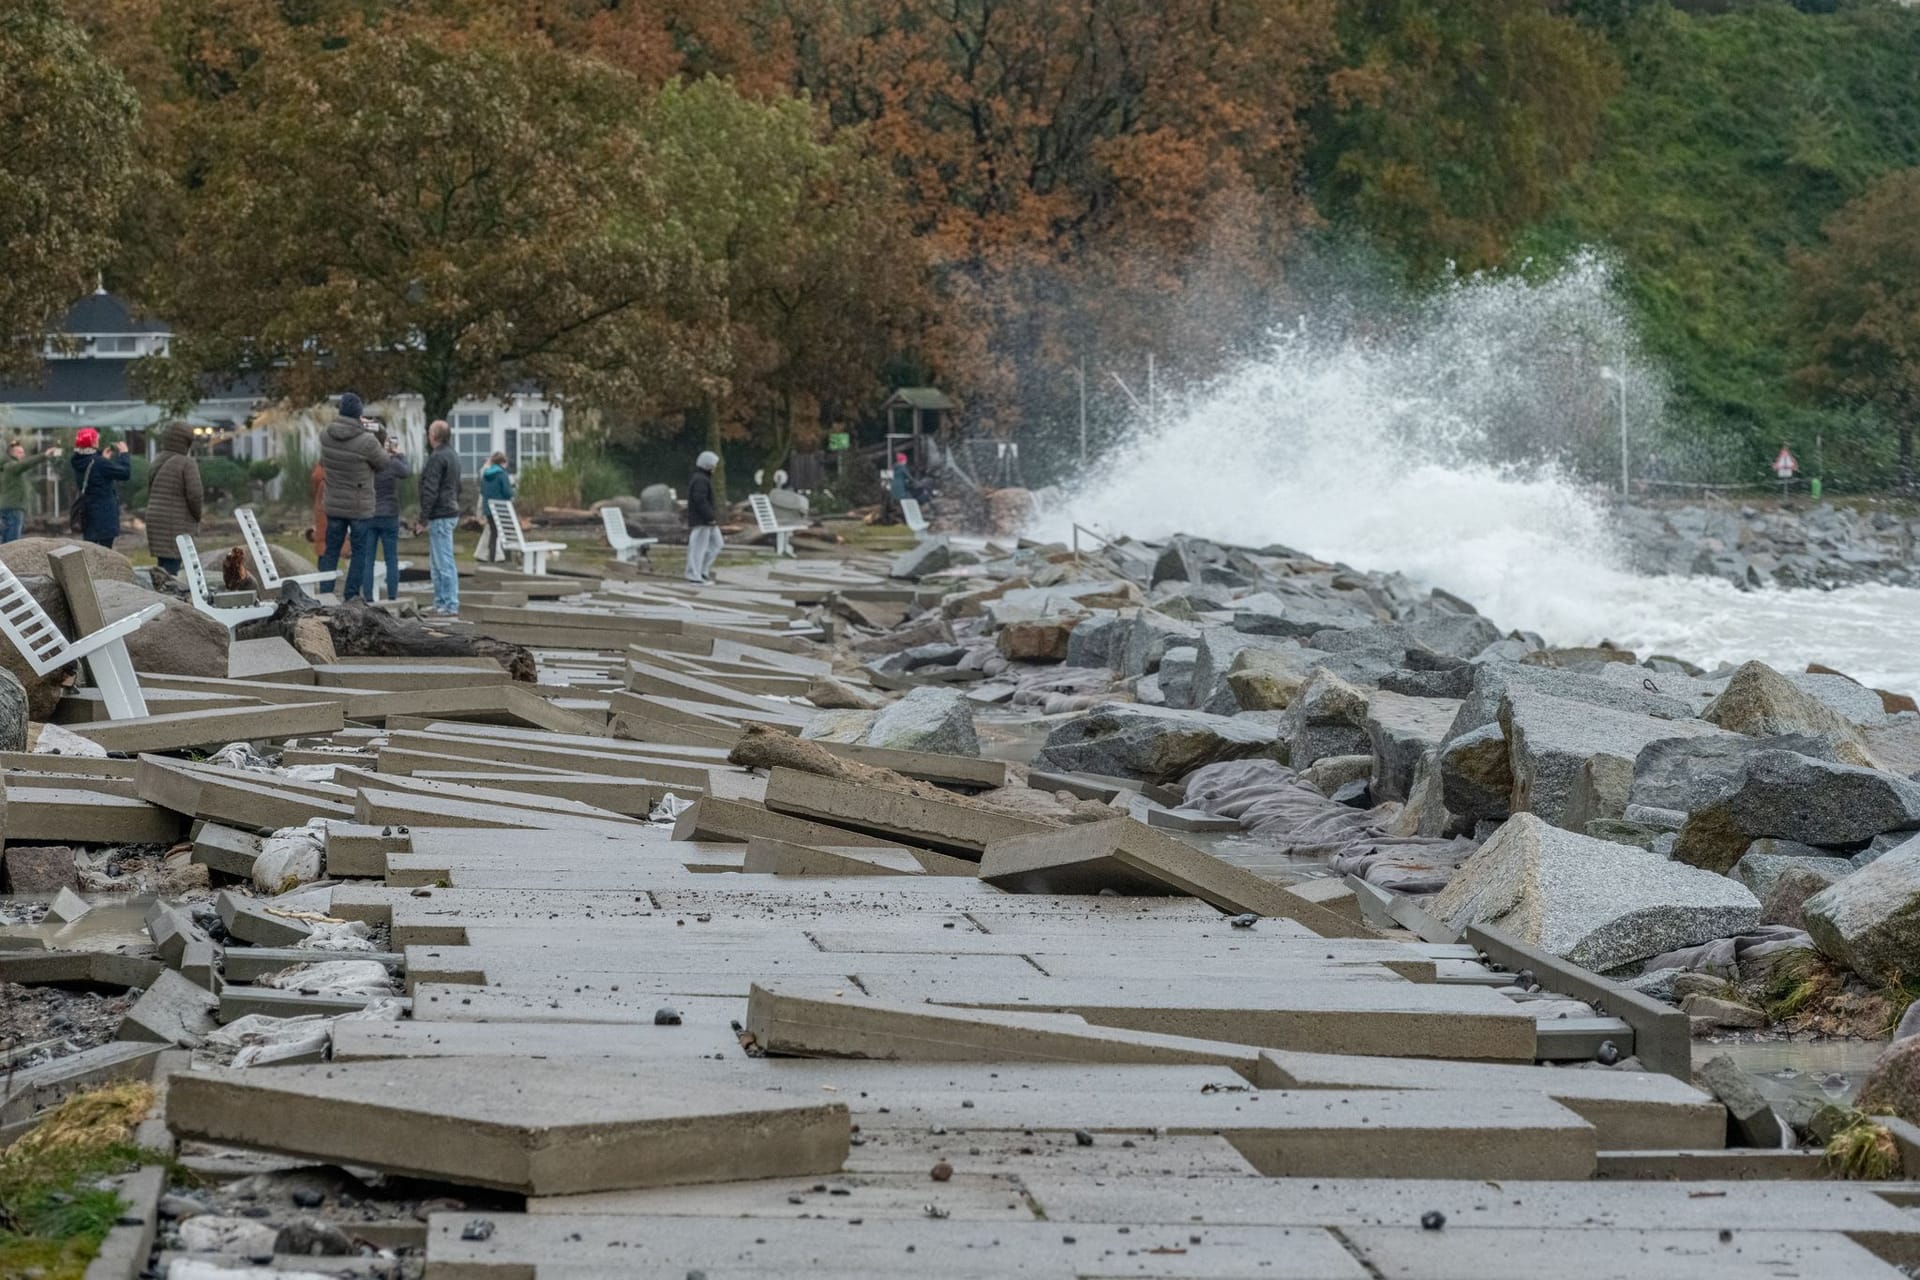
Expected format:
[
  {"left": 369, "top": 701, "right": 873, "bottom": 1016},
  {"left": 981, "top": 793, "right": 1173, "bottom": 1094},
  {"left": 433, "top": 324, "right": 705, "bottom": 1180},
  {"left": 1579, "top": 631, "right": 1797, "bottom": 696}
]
[
  {"left": 143, "top": 421, "right": 204, "bottom": 575},
  {"left": 317, "top": 391, "right": 387, "bottom": 601},
  {"left": 684, "top": 450, "right": 722, "bottom": 584},
  {"left": 69, "top": 428, "right": 131, "bottom": 549}
]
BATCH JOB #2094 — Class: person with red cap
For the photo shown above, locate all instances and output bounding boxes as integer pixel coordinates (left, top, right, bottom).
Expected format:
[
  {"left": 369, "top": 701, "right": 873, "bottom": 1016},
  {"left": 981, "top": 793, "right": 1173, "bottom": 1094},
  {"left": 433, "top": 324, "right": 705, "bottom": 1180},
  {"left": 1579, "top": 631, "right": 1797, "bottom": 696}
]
[{"left": 69, "top": 428, "right": 131, "bottom": 549}]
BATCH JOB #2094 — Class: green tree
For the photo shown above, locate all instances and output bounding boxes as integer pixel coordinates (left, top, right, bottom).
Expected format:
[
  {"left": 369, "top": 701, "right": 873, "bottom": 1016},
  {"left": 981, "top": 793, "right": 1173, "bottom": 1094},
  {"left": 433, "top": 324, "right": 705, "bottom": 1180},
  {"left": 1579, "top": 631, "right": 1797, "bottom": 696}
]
[
  {"left": 1791, "top": 168, "right": 1920, "bottom": 486},
  {"left": 0, "top": 0, "right": 139, "bottom": 377},
  {"left": 644, "top": 78, "right": 929, "bottom": 495},
  {"left": 1310, "top": 0, "right": 1619, "bottom": 276},
  {"left": 142, "top": 27, "right": 721, "bottom": 424}
]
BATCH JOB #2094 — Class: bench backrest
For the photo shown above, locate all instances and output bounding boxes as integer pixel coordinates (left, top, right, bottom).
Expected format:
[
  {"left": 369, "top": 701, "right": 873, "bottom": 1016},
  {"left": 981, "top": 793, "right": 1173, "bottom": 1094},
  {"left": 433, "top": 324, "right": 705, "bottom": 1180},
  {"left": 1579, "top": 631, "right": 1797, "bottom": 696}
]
[
  {"left": 0, "top": 560, "right": 73, "bottom": 673},
  {"left": 600, "top": 505, "right": 632, "bottom": 548},
  {"left": 900, "top": 497, "right": 927, "bottom": 531},
  {"left": 234, "top": 507, "right": 286, "bottom": 589},
  {"left": 176, "top": 535, "right": 214, "bottom": 605},
  {"left": 487, "top": 499, "right": 528, "bottom": 551},
  {"left": 748, "top": 493, "right": 781, "bottom": 532}
]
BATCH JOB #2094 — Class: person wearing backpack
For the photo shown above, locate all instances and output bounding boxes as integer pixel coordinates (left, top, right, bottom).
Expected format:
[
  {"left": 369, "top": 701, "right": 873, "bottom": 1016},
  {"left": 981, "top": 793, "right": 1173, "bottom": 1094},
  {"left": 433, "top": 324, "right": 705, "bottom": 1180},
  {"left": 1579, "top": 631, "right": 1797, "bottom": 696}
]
[
  {"left": 143, "top": 421, "right": 204, "bottom": 576},
  {"left": 69, "top": 428, "right": 131, "bottom": 549}
]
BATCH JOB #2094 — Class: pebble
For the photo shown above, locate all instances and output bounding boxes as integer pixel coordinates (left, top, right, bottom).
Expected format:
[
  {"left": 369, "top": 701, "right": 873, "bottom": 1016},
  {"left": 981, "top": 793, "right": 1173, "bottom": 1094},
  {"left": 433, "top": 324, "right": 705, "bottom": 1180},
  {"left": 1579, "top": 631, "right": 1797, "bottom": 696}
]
[
  {"left": 654, "top": 1006, "right": 682, "bottom": 1026},
  {"left": 930, "top": 1162, "right": 953, "bottom": 1182},
  {"left": 1421, "top": 1210, "right": 1446, "bottom": 1230}
]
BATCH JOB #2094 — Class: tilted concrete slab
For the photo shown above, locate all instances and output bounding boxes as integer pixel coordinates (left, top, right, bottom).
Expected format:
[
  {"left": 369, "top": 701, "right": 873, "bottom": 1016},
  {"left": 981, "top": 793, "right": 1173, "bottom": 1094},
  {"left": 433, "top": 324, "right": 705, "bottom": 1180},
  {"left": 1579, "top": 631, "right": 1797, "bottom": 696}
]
[
  {"left": 740, "top": 838, "right": 931, "bottom": 876},
  {"left": 764, "top": 767, "right": 1049, "bottom": 856},
  {"left": 843, "top": 1128, "right": 1262, "bottom": 1181},
  {"left": 672, "top": 795, "right": 906, "bottom": 849},
  {"left": 116, "top": 969, "right": 218, "bottom": 1046},
  {"left": 3, "top": 788, "right": 187, "bottom": 846},
  {"left": 331, "top": 1018, "right": 745, "bottom": 1062},
  {"left": 1255, "top": 1050, "right": 1723, "bottom": 1150},
  {"left": 166, "top": 1057, "right": 850, "bottom": 1196},
  {"left": 216, "top": 890, "right": 314, "bottom": 946},
  {"left": 528, "top": 1170, "right": 1036, "bottom": 1223},
  {"left": 190, "top": 822, "right": 262, "bottom": 878},
  {"left": 67, "top": 701, "right": 346, "bottom": 752},
  {"left": 136, "top": 756, "right": 354, "bottom": 831},
  {"left": 227, "top": 636, "right": 313, "bottom": 683},
  {"left": 980, "top": 817, "right": 1373, "bottom": 938}
]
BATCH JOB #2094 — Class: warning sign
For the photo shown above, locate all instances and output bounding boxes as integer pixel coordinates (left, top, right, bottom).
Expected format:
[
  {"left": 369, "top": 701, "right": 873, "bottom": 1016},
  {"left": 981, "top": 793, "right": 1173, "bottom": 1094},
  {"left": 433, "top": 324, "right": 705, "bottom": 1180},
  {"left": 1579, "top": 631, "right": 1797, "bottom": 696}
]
[{"left": 1773, "top": 447, "right": 1798, "bottom": 480}]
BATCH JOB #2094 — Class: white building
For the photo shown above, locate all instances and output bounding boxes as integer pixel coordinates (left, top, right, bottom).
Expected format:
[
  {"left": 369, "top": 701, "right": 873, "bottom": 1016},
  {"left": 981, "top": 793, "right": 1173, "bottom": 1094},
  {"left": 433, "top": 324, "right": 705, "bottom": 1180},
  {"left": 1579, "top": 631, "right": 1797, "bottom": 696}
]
[{"left": 257, "top": 394, "right": 566, "bottom": 483}]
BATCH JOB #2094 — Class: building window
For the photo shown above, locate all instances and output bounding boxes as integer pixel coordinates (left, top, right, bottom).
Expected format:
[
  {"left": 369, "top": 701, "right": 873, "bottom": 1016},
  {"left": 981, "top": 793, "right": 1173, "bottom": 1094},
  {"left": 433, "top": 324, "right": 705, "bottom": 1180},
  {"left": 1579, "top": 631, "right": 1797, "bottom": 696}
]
[
  {"left": 516, "top": 409, "right": 551, "bottom": 470},
  {"left": 453, "top": 411, "right": 492, "bottom": 486},
  {"left": 92, "top": 336, "right": 138, "bottom": 355}
]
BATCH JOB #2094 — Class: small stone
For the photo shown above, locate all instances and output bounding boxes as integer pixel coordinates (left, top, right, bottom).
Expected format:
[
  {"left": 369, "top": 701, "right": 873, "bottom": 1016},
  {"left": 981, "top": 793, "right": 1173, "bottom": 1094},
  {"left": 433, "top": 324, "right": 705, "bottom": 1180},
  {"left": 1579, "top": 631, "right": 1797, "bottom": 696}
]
[
  {"left": 654, "top": 1007, "right": 682, "bottom": 1026},
  {"left": 461, "top": 1220, "right": 495, "bottom": 1242},
  {"left": 1073, "top": 1129, "right": 1094, "bottom": 1147},
  {"left": 290, "top": 1188, "right": 324, "bottom": 1209},
  {"left": 1421, "top": 1210, "right": 1446, "bottom": 1230},
  {"left": 930, "top": 1162, "right": 953, "bottom": 1182},
  {"left": 1228, "top": 913, "right": 1258, "bottom": 929},
  {"left": 1596, "top": 1041, "right": 1621, "bottom": 1066}
]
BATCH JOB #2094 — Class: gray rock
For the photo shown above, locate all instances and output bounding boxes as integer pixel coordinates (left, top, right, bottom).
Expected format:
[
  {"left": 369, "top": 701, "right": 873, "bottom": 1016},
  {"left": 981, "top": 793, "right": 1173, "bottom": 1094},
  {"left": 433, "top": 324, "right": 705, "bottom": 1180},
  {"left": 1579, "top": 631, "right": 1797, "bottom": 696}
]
[
  {"left": 1064, "top": 611, "right": 1124, "bottom": 669},
  {"left": 1629, "top": 732, "right": 1849, "bottom": 814},
  {"left": 863, "top": 686, "right": 980, "bottom": 757},
  {"left": 800, "top": 709, "right": 879, "bottom": 743},
  {"left": 1702, "top": 661, "right": 1875, "bottom": 759},
  {"left": 1438, "top": 722, "right": 1512, "bottom": 821},
  {"left": 1503, "top": 692, "right": 1727, "bottom": 831},
  {"left": 1673, "top": 750, "right": 1920, "bottom": 875},
  {"left": 1283, "top": 668, "right": 1372, "bottom": 769},
  {"left": 1761, "top": 865, "right": 1847, "bottom": 930},
  {"left": 638, "top": 483, "right": 675, "bottom": 513},
  {"left": 1582, "top": 818, "right": 1667, "bottom": 852},
  {"left": 1221, "top": 641, "right": 1325, "bottom": 711},
  {"left": 889, "top": 537, "right": 952, "bottom": 580},
  {"left": 1033, "top": 703, "right": 1280, "bottom": 784},
  {"left": 1729, "top": 847, "right": 1857, "bottom": 902},
  {"left": 3, "top": 845, "right": 79, "bottom": 895},
  {"left": 1231, "top": 592, "right": 1371, "bottom": 638},
  {"left": 1299, "top": 754, "right": 1374, "bottom": 798},
  {"left": 1431, "top": 814, "right": 1761, "bottom": 972},
  {"left": 1788, "top": 673, "right": 1889, "bottom": 727},
  {"left": 1158, "top": 646, "right": 1199, "bottom": 709},
  {"left": 1119, "top": 610, "right": 1201, "bottom": 678},
  {"left": 0, "top": 668, "right": 25, "bottom": 753},
  {"left": 1622, "top": 803, "right": 1686, "bottom": 832},
  {"left": 1697, "top": 1054, "right": 1785, "bottom": 1149},
  {"left": 1366, "top": 691, "right": 1462, "bottom": 803},
  {"left": 1447, "top": 661, "right": 1697, "bottom": 743},
  {"left": 1803, "top": 842, "right": 1920, "bottom": 983}
]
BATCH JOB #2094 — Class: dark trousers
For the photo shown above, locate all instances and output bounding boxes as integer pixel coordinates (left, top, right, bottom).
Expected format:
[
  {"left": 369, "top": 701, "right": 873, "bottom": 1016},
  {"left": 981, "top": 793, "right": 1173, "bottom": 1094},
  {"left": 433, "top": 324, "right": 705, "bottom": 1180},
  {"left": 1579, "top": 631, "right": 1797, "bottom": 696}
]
[
  {"left": 318, "top": 515, "right": 374, "bottom": 601},
  {"left": 366, "top": 515, "right": 401, "bottom": 599},
  {"left": 154, "top": 556, "right": 182, "bottom": 576}
]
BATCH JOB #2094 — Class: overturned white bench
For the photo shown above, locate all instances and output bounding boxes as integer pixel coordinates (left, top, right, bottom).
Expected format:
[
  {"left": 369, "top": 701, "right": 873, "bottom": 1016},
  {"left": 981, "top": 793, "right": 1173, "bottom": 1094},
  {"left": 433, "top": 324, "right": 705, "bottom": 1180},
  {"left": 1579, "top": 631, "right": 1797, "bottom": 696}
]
[
  {"left": 899, "top": 496, "right": 932, "bottom": 542},
  {"left": 748, "top": 492, "right": 807, "bottom": 558},
  {"left": 0, "top": 554, "right": 160, "bottom": 720},
  {"left": 600, "top": 506, "right": 657, "bottom": 566},
  {"left": 236, "top": 506, "right": 334, "bottom": 598},
  {"left": 176, "top": 534, "right": 277, "bottom": 633},
  {"left": 487, "top": 499, "right": 565, "bottom": 576}
]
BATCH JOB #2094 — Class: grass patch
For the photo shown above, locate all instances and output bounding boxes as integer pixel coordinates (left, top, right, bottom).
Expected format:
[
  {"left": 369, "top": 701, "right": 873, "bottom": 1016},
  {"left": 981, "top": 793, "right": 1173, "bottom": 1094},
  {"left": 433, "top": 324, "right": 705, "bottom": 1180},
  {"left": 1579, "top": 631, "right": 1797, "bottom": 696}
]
[
  {"left": 1825, "top": 1113, "right": 1901, "bottom": 1181},
  {"left": 0, "top": 1084, "right": 161, "bottom": 1280},
  {"left": 1763, "top": 950, "right": 1838, "bottom": 1022}
]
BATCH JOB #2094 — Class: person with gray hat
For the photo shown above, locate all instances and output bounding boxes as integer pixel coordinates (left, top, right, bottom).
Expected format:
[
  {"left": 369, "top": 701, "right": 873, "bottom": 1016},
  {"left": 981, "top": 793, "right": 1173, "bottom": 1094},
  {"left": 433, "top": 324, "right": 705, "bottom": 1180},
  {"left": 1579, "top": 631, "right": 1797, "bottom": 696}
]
[
  {"left": 685, "top": 450, "right": 722, "bottom": 585},
  {"left": 317, "top": 391, "right": 387, "bottom": 601}
]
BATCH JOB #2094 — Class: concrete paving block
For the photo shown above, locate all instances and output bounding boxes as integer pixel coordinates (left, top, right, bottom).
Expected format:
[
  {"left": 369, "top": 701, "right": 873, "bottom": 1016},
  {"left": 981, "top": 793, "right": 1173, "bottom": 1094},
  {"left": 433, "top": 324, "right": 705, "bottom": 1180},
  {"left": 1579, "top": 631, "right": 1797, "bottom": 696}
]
[
  {"left": 844, "top": 1129, "right": 1263, "bottom": 1181},
  {"left": 77, "top": 1162, "right": 164, "bottom": 1280},
  {"left": 191, "top": 822, "right": 262, "bottom": 878},
  {"left": 1146, "top": 806, "right": 1242, "bottom": 833},
  {"left": 1, "top": 1042, "right": 164, "bottom": 1129},
  {"left": 1593, "top": 1149, "right": 1828, "bottom": 1181},
  {"left": 745, "top": 984, "right": 1266, "bottom": 1078},
  {"left": 45, "top": 885, "right": 91, "bottom": 924},
  {"left": 166, "top": 1057, "right": 851, "bottom": 1196},
  {"left": 219, "top": 945, "right": 401, "bottom": 983},
  {"left": 672, "top": 795, "right": 904, "bottom": 849},
  {"left": 1255, "top": 1050, "right": 1724, "bottom": 1151},
  {"left": 0, "top": 949, "right": 163, "bottom": 989},
  {"left": 979, "top": 817, "right": 1373, "bottom": 938},
  {"left": 331, "top": 1019, "right": 745, "bottom": 1063},
  {"left": 216, "top": 890, "right": 315, "bottom": 947},
  {"left": 117, "top": 969, "right": 219, "bottom": 1047},
  {"left": 352, "top": 787, "right": 640, "bottom": 835},
  {"left": 811, "top": 741, "right": 1010, "bottom": 789},
  {"left": 3, "top": 788, "right": 188, "bottom": 846},
  {"left": 68, "top": 701, "right": 347, "bottom": 753},
  {"left": 764, "top": 767, "right": 1050, "bottom": 856},
  {"left": 740, "top": 837, "right": 927, "bottom": 876},
  {"left": 144, "top": 899, "right": 209, "bottom": 966},
  {"left": 227, "top": 636, "right": 314, "bottom": 682},
  {"left": 323, "top": 822, "right": 407, "bottom": 878},
  {"left": 217, "top": 987, "right": 392, "bottom": 1022},
  {"left": 136, "top": 756, "right": 354, "bottom": 831},
  {"left": 1345, "top": 1227, "right": 1899, "bottom": 1279},
  {"left": 528, "top": 1170, "right": 1036, "bottom": 1223},
  {"left": 422, "top": 1213, "right": 1370, "bottom": 1279}
]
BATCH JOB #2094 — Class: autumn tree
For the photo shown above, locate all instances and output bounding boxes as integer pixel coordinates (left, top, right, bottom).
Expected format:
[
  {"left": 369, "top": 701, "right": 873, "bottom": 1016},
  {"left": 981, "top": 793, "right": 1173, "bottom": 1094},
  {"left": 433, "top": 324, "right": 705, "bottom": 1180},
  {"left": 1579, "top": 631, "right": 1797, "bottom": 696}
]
[
  {"left": 0, "top": 0, "right": 139, "bottom": 377},
  {"left": 1309, "top": 0, "right": 1620, "bottom": 276},
  {"left": 141, "top": 26, "right": 721, "bottom": 425},
  {"left": 643, "top": 77, "right": 929, "bottom": 497},
  {"left": 1791, "top": 168, "right": 1920, "bottom": 485}
]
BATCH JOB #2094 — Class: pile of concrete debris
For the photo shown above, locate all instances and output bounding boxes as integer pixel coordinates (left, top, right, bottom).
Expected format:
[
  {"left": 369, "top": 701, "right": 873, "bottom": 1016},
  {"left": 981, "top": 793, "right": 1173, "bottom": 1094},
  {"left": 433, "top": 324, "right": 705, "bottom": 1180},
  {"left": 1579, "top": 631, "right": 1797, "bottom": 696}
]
[{"left": 4, "top": 526, "right": 1920, "bottom": 1278}]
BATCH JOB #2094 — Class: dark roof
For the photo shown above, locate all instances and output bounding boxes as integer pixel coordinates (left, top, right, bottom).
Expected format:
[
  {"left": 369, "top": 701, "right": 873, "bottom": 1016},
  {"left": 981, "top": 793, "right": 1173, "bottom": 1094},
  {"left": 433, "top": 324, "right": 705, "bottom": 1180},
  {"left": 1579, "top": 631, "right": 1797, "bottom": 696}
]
[
  {"left": 0, "top": 358, "right": 135, "bottom": 406},
  {"left": 885, "top": 387, "right": 957, "bottom": 411},
  {"left": 59, "top": 291, "right": 170, "bottom": 336}
]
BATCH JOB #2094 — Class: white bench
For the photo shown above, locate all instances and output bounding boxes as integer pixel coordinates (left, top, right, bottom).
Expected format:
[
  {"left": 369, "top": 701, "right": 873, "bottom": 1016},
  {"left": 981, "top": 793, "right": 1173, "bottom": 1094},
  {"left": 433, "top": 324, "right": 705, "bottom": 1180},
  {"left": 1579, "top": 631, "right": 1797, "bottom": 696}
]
[
  {"left": 487, "top": 499, "right": 565, "bottom": 575},
  {"left": 235, "top": 505, "right": 334, "bottom": 597},
  {"left": 176, "top": 535, "right": 277, "bottom": 633},
  {"left": 0, "top": 558, "right": 160, "bottom": 720},
  {"left": 748, "top": 492, "right": 807, "bottom": 558},
  {"left": 600, "top": 506, "right": 657, "bottom": 565},
  {"left": 899, "top": 497, "right": 931, "bottom": 541}
]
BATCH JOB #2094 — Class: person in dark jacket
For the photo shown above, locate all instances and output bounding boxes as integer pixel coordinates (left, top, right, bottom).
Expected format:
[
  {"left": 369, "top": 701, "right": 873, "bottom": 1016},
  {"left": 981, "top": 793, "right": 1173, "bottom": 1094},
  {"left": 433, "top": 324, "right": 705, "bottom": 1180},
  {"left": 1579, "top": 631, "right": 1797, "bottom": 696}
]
[
  {"left": 143, "top": 421, "right": 204, "bottom": 575},
  {"left": 417, "top": 419, "right": 462, "bottom": 615},
  {"left": 317, "top": 392, "right": 387, "bottom": 601},
  {"left": 0, "top": 441, "right": 61, "bottom": 543},
  {"left": 684, "top": 450, "right": 721, "bottom": 585},
  {"left": 69, "top": 428, "right": 131, "bottom": 549},
  {"left": 365, "top": 422, "right": 412, "bottom": 601},
  {"left": 479, "top": 451, "right": 514, "bottom": 563}
]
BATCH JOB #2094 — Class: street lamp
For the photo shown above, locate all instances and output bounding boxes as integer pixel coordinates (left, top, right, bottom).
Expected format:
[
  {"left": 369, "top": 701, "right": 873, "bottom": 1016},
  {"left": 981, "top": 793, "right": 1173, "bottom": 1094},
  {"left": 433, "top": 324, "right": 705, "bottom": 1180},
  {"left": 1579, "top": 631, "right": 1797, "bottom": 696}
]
[{"left": 1599, "top": 366, "right": 1628, "bottom": 498}]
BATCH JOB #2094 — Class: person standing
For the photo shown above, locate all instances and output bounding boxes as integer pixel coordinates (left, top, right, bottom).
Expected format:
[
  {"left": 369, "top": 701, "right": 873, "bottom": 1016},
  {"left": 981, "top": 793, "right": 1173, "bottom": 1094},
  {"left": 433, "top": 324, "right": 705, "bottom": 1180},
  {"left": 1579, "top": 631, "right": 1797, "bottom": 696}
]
[
  {"left": 684, "top": 450, "right": 722, "bottom": 585},
  {"left": 143, "top": 421, "right": 204, "bottom": 575},
  {"left": 317, "top": 392, "right": 387, "bottom": 601},
  {"left": 366, "top": 423, "right": 411, "bottom": 601},
  {"left": 480, "top": 451, "right": 514, "bottom": 562},
  {"left": 417, "top": 419, "right": 462, "bottom": 616},
  {"left": 0, "top": 440, "right": 60, "bottom": 543},
  {"left": 69, "top": 428, "right": 131, "bottom": 550}
]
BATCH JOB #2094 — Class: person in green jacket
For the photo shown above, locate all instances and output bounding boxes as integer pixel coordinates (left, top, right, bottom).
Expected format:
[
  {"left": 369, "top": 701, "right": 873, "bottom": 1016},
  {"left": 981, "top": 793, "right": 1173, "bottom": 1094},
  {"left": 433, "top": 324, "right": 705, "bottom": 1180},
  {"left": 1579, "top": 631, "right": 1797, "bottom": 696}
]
[{"left": 0, "top": 440, "right": 61, "bottom": 543}]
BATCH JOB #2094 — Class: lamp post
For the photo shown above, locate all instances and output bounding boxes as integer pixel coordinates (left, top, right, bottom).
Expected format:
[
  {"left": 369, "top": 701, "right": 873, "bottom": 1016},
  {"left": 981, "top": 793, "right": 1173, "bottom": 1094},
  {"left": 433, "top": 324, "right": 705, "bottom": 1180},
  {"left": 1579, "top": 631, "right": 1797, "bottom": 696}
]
[
  {"left": 1600, "top": 366, "right": 1628, "bottom": 497},
  {"left": 1071, "top": 361, "right": 1087, "bottom": 467}
]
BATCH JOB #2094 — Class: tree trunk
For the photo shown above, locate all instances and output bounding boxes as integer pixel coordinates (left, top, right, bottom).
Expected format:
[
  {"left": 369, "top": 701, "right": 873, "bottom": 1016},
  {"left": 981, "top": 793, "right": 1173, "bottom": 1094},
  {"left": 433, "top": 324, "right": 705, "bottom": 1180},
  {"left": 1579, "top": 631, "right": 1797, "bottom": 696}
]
[{"left": 1902, "top": 424, "right": 1914, "bottom": 491}]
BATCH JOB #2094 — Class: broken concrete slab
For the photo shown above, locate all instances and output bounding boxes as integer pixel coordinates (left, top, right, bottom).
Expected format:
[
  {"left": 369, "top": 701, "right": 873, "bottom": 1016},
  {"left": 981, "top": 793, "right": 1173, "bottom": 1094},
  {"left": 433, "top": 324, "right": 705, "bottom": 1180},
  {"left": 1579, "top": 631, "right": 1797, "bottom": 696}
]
[
  {"left": 65, "top": 701, "right": 347, "bottom": 753},
  {"left": 1696, "top": 1053, "right": 1785, "bottom": 1149},
  {"left": 763, "top": 767, "right": 1049, "bottom": 856},
  {"left": 117, "top": 969, "right": 219, "bottom": 1047},
  {"left": 165, "top": 1057, "right": 850, "bottom": 1195},
  {"left": 216, "top": 890, "right": 315, "bottom": 947},
  {"left": 45, "top": 885, "right": 90, "bottom": 924},
  {"left": 190, "top": 821, "right": 263, "bottom": 879},
  {"left": 979, "top": 816, "right": 1372, "bottom": 938}
]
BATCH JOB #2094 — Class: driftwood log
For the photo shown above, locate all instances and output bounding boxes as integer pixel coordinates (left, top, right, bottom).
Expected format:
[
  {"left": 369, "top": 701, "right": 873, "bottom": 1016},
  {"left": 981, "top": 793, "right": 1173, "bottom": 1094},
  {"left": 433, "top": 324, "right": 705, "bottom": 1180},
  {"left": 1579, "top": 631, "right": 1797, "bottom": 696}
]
[{"left": 235, "top": 586, "right": 536, "bottom": 681}]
